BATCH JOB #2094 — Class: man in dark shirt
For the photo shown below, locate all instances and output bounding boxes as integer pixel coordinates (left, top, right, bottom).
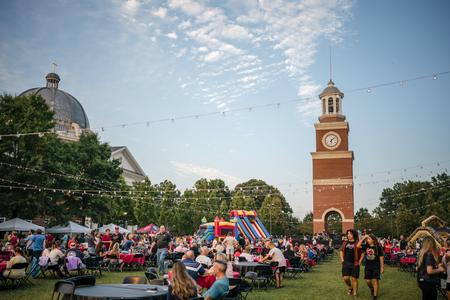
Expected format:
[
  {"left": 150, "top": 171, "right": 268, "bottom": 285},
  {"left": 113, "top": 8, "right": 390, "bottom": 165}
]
[
  {"left": 399, "top": 235, "right": 407, "bottom": 251},
  {"left": 283, "top": 244, "right": 295, "bottom": 260},
  {"left": 155, "top": 225, "right": 171, "bottom": 274},
  {"left": 111, "top": 226, "right": 123, "bottom": 246},
  {"left": 182, "top": 250, "right": 205, "bottom": 280},
  {"left": 238, "top": 234, "right": 246, "bottom": 248}
]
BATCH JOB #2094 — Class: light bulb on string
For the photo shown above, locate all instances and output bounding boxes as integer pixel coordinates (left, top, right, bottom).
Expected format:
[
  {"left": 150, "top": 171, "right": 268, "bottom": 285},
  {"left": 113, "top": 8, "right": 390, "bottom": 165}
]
[
  {"left": 367, "top": 88, "right": 372, "bottom": 93},
  {"left": 433, "top": 74, "right": 437, "bottom": 80}
]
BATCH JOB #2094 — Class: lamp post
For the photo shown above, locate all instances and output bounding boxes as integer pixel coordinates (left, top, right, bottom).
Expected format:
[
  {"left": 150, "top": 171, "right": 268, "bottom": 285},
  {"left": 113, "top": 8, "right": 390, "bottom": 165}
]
[
  {"left": 269, "top": 203, "right": 275, "bottom": 234},
  {"left": 123, "top": 212, "right": 128, "bottom": 230}
]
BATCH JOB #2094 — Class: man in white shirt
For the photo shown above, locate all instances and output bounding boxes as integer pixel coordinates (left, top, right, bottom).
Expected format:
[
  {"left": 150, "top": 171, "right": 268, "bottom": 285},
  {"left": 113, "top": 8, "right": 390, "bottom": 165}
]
[
  {"left": 196, "top": 246, "right": 212, "bottom": 268},
  {"left": 223, "top": 232, "right": 236, "bottom": 261}
]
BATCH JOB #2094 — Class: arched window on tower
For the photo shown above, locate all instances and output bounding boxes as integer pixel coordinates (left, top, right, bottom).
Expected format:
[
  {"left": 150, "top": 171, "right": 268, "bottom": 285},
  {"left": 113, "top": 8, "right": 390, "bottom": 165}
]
[
  {"left": 328, "top": 97, "right": 334, "bottom": 113},
  {"left": 336, "top": 97, "right": 340, "bottom": 113}
]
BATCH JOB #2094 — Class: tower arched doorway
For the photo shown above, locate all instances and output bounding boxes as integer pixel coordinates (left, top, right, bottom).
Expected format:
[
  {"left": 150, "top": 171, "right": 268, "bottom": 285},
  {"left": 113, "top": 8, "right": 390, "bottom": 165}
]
[{"left": 323, "top": 210, "right": 343, "bottom": 234}]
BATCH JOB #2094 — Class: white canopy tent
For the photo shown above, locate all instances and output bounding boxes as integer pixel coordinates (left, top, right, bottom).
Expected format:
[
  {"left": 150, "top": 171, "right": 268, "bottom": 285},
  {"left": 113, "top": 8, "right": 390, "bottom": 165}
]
[
  {"left": 0, "top": 218, "right": 45, "bottom": 232},
  {"left": 47, "top": 221, "right": 91, "bottom": 234},
  {"left": 97, "top": 223, "right": 130, "bottom": 234}
]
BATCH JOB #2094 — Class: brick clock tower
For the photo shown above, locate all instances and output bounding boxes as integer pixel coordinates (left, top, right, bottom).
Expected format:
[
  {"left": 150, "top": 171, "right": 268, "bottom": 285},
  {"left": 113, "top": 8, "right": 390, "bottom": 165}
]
[{"left": 311, "top": 80, "right": 354, "bottom": 234}]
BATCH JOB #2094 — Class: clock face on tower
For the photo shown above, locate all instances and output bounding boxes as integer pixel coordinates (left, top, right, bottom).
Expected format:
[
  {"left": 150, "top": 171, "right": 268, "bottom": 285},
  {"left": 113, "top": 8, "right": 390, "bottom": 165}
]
[{"left": 322, "top": 131, "right": 341, "bottom": 150}]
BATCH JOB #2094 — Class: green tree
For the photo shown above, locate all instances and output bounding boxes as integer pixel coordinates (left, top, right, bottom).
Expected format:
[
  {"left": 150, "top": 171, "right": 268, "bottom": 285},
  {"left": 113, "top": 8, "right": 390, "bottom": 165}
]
[
  {"left": 156, "top": 180, "right": 179, "bottom": 229},
  {"left": 0, "top": 94, "right": 56, "bottom": 219},
  {"left": 258, "top": 194, "right": 288, "bottom": 235},
  {"left": 354, "top": 207, "right": 372, "bottom": 231},
  {"left": 298, "top": 212, "right": 313, "bottom": 234},
  {"left": 0, "top": 94, "right": 124, "bottom": 224},
  {"left": 133, "top": 178, "right": 159, "bottom": 226}
]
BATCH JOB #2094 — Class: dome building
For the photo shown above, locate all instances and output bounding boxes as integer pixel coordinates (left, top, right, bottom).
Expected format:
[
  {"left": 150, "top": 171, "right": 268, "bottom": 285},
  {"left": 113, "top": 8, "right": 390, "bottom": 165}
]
[
  {"left": 19, "top": 71, "right": 146, "bottom": 185},
  {"left": 19, "top": 72, "right": 90, "bottom": 141}
]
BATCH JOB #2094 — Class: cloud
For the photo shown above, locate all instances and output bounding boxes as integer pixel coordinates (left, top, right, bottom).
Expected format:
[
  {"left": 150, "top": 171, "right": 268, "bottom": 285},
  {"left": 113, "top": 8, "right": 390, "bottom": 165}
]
[
  {"left": 171, "top": 161, "right": 241, "bottom": 187},
  {"left": 152, "top": 7, "right": 168, "bottom": 19},
  {"left": 166, "top": 32, "right": 178, "bottom": 39},
  {"left": 204, "top": 51, "right": 224, "bottom": 62},
  {"left": 121, "top": 0, "right": 140, "bottom": 16},
  {"left": 114, "top": 0, "right": 353, "bottom": 115},
  {"left": 168, "top": 0, "right": 204, "bottom": 16},
  {"left": 178, "top": 20, "right": 192, "bottom": 30}
]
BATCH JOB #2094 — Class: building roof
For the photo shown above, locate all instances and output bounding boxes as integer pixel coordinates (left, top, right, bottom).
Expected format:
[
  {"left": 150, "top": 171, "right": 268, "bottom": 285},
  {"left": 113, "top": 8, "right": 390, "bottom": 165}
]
[
  {"left": 319, "top": 79, "right": 344, "bottom": 98},
  {"left": 110, "top": 146, "right": 146, "bottom": 178},
  {"left": 19, "top": 73, "right": 90, "bottom": 129}
]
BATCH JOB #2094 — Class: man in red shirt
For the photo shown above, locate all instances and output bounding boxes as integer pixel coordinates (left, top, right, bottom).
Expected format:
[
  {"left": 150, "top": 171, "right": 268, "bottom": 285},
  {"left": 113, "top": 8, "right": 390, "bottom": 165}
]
[{"left": 102, "top": 229, "right": 112, "bottom": 250}]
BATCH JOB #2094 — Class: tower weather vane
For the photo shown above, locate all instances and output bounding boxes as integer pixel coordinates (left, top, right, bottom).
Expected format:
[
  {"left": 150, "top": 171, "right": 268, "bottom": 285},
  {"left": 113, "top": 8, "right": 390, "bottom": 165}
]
[{"left": 52, "top": 62, "right": 58, "bottom": 73}]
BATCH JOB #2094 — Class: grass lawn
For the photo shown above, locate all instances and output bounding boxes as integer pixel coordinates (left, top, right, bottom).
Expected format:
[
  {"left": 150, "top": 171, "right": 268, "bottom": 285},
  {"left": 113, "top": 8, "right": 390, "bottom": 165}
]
[{"left": 0, "top": 255, "right": 421, "bottom": 300}]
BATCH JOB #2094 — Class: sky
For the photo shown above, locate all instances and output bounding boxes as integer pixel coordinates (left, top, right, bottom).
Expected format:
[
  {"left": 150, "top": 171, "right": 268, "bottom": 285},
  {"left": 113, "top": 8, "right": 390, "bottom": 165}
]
[{"left": 1, "top": 0, "right": 449, "bottom": 219}]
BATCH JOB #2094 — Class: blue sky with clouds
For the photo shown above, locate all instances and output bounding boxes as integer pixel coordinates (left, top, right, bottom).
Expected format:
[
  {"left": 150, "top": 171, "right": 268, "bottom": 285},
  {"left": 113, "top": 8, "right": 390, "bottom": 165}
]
[{"left": 1, "top": 0, "right": 449, "bottom": 218}]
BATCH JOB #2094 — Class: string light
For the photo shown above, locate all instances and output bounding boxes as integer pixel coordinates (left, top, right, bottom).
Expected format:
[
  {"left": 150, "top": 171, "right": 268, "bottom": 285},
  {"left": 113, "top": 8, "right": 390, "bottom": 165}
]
[
  {"left": 0, "top": 70, "right": 448, "bottom": 138},
  {"left": 0, "top": 159, "right": 448, "bottom": 194}
]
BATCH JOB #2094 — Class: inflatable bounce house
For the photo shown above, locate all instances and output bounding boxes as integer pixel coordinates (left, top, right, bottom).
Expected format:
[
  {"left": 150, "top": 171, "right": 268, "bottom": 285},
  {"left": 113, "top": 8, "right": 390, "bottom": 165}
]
[
  {"left": 198, "top": 210, "right": 270, "bottom": 242},
  {"left": 407, "top": 215, "right": 449, "bottom": 249}
]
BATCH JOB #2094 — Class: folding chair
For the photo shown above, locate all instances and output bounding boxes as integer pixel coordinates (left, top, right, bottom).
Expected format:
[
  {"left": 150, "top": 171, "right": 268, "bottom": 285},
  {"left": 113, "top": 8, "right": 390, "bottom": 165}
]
[
  {"left": 51, "top": 280, "right": 75, "bottom": 300},
  {"left": 3, "top": 262, "right": 29, "bottom": 288},
  {"left": 286, "top": 257, "right": 303, "bottom": 279},
  {"left": 66, "top": 275, "right": 96, "bottom": 287},
  {"left": 84, "top": 256, "right": 102, "bottom": 277},
  {"left": 223, "top": 285, "right": 239, "bottom": 300},
  {"left": 228, "top": 277, "right": 252, "bottom": 300},
  {"left": 131, "top": 253, "right": 145, "bottom": 271},
  {"left": 145, "top": 271, "right": 159, "bottom": 281}
]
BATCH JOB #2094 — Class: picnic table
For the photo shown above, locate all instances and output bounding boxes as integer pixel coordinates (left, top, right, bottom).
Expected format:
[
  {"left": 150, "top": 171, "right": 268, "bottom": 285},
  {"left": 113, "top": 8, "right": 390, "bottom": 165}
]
[{"left": 233, "top": 261, "right": 265, "bottom": 276}]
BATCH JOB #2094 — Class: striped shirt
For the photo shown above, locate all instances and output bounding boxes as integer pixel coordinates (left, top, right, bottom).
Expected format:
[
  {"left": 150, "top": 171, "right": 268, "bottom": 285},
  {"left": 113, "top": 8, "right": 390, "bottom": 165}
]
[{"left": 182, "top": 258, "right": 205, "bottom": 280}]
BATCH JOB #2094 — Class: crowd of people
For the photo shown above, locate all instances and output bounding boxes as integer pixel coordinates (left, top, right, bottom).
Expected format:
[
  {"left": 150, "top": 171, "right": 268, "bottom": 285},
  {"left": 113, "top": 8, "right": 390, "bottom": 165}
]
[
  {"left": 1, "top": 225, "right": 449, "bottom": 300},
  {"left": 1, "top": 225, "right": 334, "bottom": 299}
]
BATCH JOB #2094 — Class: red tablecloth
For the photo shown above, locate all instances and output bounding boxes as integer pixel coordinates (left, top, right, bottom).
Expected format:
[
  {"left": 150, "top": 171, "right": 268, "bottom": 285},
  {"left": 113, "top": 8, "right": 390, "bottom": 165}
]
[
  {"left": 119, "top": 253, "right": 145, "bottom": 265},
  {"left": 400, "top": 257, "right": 416, "bottom": 264},
  {"left": 0, "top": 261, "right": 7, "bottom": 273}
]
